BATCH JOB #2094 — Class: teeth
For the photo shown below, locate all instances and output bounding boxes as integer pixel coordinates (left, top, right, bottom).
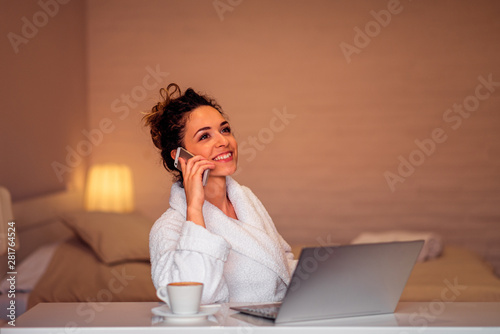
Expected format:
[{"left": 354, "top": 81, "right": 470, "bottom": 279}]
[{"left": 214, "top": 153, "right": 232, "bottom": 161}]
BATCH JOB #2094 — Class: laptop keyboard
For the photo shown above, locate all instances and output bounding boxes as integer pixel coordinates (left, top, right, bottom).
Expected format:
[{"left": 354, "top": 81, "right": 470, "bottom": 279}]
[{"left": 231, "top": 303, "right": 282, "bottom": 320}]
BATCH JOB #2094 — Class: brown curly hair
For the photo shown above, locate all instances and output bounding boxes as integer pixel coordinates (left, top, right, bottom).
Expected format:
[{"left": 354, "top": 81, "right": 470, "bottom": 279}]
[{"left": 143, "top": 83, "right": 225, "bottom": 183}]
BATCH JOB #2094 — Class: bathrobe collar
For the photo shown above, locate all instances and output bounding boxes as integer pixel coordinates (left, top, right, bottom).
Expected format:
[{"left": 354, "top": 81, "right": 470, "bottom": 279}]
[{"left": 169, "top": 176, "right": 292, "bottom": 285}]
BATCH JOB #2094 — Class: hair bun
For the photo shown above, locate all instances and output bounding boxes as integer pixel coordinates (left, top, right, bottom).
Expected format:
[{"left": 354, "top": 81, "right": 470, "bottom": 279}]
[
  {"left": 160, "top": 83, "right": 182, "bottom": 104},
  {"left": 143, "top": 84, "right": 182, "bottom": 150}
]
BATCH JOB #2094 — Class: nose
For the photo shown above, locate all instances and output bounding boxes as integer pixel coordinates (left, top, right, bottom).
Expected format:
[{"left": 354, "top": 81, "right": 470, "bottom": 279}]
[{"left": 215, "top": 132, "right": 229, "bottom": 147}]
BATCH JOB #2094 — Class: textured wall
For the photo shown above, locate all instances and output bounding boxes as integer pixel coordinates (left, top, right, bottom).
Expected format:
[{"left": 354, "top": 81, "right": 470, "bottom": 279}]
[
  {"left": 0, "top": 0, "right": 88, "bottom": 200},
  {"left": 4, "top": 1, "right": 498, "bottom": 270}
]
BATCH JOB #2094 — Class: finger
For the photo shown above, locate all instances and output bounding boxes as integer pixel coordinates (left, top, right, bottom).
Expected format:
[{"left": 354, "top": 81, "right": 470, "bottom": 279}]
[
  {"left": 189, "top": 162, "right": 215, "bottom": 181},
  {"left": 181, "top": 156, "right": 215, "bottom": 183},
  {"left": 195, "top": 159, "right": 216, "bottom": 170},
  {"left": 178, "top": 157, "right": 188, "bottom": 173},
  {"left": 186, "top": 156, "right": 215, "bottom": 171}
]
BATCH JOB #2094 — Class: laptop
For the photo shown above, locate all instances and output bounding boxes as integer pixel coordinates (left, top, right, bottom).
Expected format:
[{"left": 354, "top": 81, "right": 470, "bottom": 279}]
[{"left": 231, "top": 240, "right": 424, "bottom": 324}]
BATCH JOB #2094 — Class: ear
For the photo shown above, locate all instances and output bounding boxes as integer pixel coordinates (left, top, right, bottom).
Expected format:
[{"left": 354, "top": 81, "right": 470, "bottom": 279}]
[{"left": 170, "top": 149, "right": 177, "bottom": 161}]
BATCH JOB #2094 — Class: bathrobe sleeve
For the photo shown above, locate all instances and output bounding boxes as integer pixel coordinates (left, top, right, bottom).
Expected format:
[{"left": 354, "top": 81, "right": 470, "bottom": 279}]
[
  {"left": 280, "top": 234, "right": 298, "bottom": 273},
  {"left": 149, "top": 208, "right": 231, "bottom": 304}
]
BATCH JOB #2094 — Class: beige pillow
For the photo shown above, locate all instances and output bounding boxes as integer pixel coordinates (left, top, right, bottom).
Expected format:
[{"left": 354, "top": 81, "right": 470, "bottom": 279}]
[{"left": 61, "top": 211, "right": 153, "bottom": 264}]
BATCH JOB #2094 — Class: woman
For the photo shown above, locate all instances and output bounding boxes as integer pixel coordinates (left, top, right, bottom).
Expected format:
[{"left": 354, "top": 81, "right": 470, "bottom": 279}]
[{"left": 144, "top": 84, "right": 296, "bottom": 304}]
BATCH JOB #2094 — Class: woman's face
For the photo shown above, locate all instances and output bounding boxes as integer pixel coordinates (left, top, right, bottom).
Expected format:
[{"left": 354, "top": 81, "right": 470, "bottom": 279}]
[{"left": 181, "top": 105, "right": 238, "bottom": 177}]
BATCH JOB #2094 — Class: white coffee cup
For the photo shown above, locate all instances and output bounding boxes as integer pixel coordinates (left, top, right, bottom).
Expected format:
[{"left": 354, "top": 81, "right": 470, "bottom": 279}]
[{"left": 156, "top": 282, "right": 203, "bottom": 315}]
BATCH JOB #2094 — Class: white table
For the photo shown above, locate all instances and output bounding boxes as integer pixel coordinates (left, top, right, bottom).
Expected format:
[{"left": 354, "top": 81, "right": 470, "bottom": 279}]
[{"left": 2, "top": 302, "right": 500, "bottom": 333}]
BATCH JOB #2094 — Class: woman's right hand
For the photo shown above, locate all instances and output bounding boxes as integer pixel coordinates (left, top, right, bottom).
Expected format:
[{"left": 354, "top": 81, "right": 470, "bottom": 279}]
[{"left": 178, "top": 156, "right": 215, "bottom": 228}]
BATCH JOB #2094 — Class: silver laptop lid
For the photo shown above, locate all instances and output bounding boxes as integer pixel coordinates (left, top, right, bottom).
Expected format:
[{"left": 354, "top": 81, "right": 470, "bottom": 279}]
[{"left": 275, "top": 240, "right": 424, "bottom": 324}]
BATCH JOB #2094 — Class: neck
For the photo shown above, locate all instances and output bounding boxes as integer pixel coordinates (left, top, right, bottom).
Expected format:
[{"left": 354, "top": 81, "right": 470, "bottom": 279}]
[{"left": 204, "top": 176, "right": 231, "bottom": 214}]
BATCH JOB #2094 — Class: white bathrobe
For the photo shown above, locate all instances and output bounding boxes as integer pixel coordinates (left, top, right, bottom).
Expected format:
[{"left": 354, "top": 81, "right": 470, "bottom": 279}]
[{"left": 150, "top": 176, "right": 297, "bottom": 304}]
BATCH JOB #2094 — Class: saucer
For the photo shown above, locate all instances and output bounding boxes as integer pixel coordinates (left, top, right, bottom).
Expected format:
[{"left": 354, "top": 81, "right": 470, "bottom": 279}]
[{"left": 151, "top": 304, "right": 221, "bottom": 323}]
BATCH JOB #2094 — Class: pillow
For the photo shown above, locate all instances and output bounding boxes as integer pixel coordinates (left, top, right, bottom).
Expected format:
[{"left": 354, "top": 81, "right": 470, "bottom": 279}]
[
  {"left": 60, "top": 211, "right": 154, "bottom": 264},
  {"left": 27, "top": 238, "right": 159, "bottom": 309}
]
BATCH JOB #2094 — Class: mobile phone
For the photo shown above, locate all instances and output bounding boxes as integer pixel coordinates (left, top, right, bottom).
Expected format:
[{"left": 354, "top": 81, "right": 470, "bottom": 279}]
[{"left": 174, "top": 147, "right": 209, "bottom": 186}]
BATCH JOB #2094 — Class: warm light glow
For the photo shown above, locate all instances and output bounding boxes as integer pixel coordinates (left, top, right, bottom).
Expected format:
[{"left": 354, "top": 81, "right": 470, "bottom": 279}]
[{"left": 84, "top": 164, "right": 134, "bottom": 213}]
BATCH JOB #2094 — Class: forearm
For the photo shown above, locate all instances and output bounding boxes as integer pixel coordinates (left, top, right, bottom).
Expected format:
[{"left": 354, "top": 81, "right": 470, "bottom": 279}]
[
  {"left": 186, "top": 206, "right": 206, "bottom": 228},
  {"left": 150, "top": 217, "right": 231, "bottom": 303}
]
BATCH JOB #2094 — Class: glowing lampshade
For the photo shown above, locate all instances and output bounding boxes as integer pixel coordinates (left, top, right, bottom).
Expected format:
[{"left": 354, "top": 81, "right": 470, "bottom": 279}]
[{"left": 84, "top": 164, "right": 134, "bottom": 213}]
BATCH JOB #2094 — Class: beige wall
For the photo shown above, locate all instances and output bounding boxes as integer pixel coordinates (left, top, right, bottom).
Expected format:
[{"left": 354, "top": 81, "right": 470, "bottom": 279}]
[
  {"left": 0, "top": 0, "right": 88, "bottom": 200},
  {"left": 86, "top": 0, "right": 500, "bottom": 269},
  {"left": 1, "top": 1, "right": 499, "bottom": 268}
]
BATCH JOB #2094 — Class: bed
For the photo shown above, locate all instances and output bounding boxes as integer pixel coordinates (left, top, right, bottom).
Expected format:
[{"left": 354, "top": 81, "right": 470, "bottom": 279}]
[
  {"left": 1, "top": 186, "right": 500, "bottom": 323},
  {"left": 0, "top": 187, "right": 161, "bottom": 322}
]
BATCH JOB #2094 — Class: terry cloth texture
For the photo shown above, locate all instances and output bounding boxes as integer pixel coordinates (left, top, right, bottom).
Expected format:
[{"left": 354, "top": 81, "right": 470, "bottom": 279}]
[{"left": 149, "top": 176, "right": 297, "bottom": 304}]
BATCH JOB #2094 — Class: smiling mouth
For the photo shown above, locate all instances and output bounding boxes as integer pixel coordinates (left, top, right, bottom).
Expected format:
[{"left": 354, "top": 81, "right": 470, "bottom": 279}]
[{"left": 213, "top": 152, "right": 232, "bottom": 161}]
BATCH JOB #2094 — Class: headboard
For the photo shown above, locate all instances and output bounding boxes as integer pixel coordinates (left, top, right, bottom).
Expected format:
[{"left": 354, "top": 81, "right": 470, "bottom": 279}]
[{"left": 0, "top": 187, "right": 83, "bottom": 277}]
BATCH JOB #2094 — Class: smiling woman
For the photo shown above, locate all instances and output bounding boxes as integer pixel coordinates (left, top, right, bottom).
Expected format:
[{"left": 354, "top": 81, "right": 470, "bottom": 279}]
[
  {"left": 175, "top": 106, "right": 238, "bottom": 197},
  {"left": 142, "top": 84, "right": 297, "bottom": 304}
]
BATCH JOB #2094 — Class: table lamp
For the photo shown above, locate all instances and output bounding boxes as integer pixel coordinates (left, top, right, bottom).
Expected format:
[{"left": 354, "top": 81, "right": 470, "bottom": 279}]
[{"left": 84, "top": 164, "right": 134, "bottom": 213}]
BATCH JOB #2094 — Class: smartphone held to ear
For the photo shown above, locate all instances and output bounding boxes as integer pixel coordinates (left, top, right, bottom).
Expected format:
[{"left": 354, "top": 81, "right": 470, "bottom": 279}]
[{"left": 174, "top": 147, "right": 209, "bottom": 186}]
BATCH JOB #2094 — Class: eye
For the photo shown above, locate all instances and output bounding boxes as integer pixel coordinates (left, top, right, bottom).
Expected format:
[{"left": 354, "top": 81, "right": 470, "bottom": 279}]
[
  {"left": 199, "top": 133, "right": 209, "bottom": 141},
  {"left": 221, "top": 126, "right": 231, "bottom": 134}
]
